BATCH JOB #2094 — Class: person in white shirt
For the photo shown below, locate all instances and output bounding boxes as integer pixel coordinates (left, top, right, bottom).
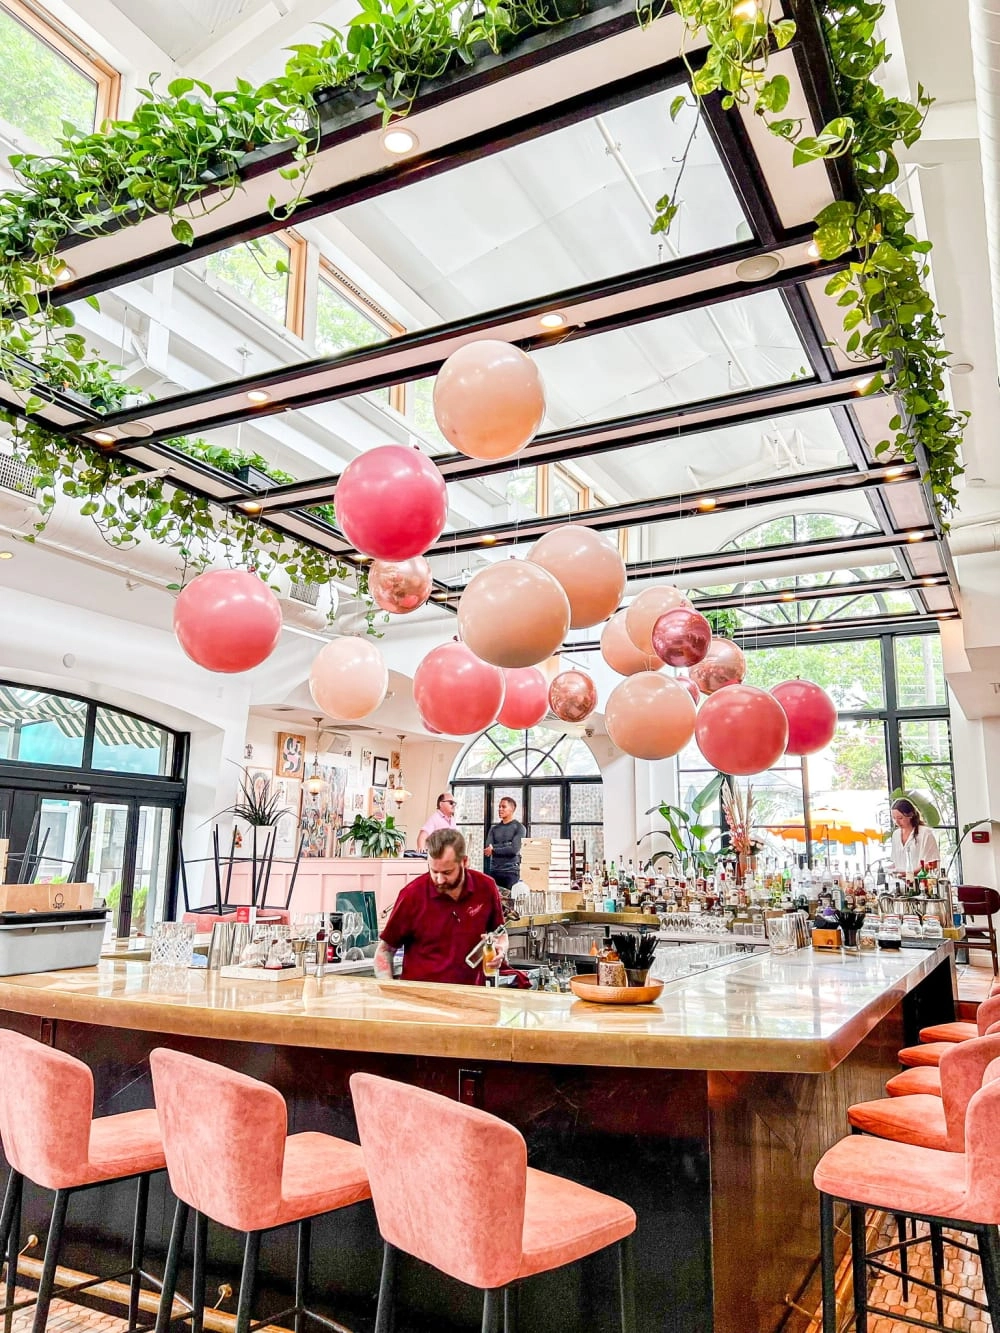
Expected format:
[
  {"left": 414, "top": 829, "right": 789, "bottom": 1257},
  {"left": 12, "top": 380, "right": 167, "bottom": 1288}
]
[{"left": 890, "top": 797, "right": 940, "bottom": 873}]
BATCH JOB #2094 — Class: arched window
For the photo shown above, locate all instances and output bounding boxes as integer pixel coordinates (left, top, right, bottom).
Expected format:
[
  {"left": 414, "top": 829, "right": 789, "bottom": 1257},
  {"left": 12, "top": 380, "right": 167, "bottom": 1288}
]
[{"left": 452, "top": 725, "right": 603, "bottom": 875}]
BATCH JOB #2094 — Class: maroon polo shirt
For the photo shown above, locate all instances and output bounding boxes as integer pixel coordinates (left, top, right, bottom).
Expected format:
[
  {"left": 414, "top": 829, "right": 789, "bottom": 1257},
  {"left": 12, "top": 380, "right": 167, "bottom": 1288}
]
[{"left": 380, "top": 866, "right": 505, "bottom": 985}]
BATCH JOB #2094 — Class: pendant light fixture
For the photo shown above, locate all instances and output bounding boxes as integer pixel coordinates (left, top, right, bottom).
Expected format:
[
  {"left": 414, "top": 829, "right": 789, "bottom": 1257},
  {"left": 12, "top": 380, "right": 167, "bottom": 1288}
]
[
  {"left": 390, "top": 734, "right": 412, "bottom": 805},
  {"left": 305, "top": 715, "right": 325, "bottom": 795}
]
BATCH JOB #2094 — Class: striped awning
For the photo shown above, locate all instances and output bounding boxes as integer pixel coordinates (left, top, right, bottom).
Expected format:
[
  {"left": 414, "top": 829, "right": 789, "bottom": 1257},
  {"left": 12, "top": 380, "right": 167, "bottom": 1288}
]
[{"left": 0, "top": 688, "right": 161, "bottom": 749}]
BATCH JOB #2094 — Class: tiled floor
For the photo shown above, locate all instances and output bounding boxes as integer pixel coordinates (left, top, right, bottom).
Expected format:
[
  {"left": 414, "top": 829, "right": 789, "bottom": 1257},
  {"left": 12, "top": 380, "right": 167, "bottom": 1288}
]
[{"left": 4, "top": 1288, "right": 127, "bottom": 1333}]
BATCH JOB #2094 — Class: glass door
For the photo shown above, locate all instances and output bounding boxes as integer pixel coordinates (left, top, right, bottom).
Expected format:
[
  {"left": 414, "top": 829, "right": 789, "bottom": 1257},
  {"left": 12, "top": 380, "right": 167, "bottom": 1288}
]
[
  {"left": 87, "top": 802, "right": 129, "bottom": 936},
  {"left": 134, "top": 803, "right": 174, "bottom": 932}
]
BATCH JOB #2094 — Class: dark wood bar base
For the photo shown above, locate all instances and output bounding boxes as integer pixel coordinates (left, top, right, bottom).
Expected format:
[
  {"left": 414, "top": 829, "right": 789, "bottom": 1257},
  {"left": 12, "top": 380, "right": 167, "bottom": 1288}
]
[{"left": 0, "top": 955, "right": 952, "bottom": 1333}]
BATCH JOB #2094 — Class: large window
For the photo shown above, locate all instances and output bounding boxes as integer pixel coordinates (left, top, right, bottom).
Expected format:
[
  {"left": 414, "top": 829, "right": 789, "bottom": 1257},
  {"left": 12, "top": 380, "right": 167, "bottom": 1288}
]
[
  {"left": 720, "top": 629, "right": 959, "bottom": 874},
  {"left": 452, "top": 725, "right": 603, "bottom": 874},
  {"left": 0, "top": 0, "right": 118, "bottom": 150},
  {"left": 205, "top": 232, "right": 306, "bottom": 334}
]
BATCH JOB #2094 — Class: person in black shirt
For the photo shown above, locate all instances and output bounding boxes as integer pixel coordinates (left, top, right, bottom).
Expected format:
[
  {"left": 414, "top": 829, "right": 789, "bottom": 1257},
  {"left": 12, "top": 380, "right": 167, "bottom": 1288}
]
[{"left": 484, "top": 797, "right": 526, "bottom": 890}]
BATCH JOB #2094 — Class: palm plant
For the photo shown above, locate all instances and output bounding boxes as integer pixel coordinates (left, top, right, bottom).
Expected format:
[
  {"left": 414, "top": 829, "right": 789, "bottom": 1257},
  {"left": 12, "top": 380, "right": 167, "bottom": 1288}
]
[{"left": 219, "top": 771, "right": 285, "bottom": 826}]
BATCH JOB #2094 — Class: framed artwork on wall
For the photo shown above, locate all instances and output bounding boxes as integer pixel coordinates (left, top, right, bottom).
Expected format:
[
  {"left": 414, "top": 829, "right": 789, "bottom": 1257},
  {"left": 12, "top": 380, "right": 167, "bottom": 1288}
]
[
  {"left": 360, "top": 747, "right": 374, "bottom": 771},
  {"left": 372, "top": 756, "right": 389, "bottom": 788},
  {"left": 276, "top": 732, "right": 306, "bottom": 779}
]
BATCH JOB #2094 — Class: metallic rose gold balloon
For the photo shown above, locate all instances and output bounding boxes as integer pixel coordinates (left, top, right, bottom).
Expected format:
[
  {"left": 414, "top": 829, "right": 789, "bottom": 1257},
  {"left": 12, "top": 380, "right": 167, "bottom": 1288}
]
[
  {"left": 600, "top": 609, "right": 664, "bottom": 676},
  {"left": 368, "top": 556, "right": 433, "bottom": 615},
  {"left": 624, "top": 585, "right": 687, "bottom": 657},
  {"left": 674, "top": 674, "right": 701, "bottom": 705},
  {"left": 689, "top": 637, "right": 746, "bottom": 696},
  {"left": 548, "top": 670, "right": 597, "bottom": 723},
  {"left": 651, "top": 607, "right": 713, "bottom": 668}
]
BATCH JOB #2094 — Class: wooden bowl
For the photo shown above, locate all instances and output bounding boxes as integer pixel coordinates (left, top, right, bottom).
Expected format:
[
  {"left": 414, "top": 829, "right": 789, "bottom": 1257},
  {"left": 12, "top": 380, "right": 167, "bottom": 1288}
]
[{"left": 569, "top": 975, "right": 664, "bottom": 1005}]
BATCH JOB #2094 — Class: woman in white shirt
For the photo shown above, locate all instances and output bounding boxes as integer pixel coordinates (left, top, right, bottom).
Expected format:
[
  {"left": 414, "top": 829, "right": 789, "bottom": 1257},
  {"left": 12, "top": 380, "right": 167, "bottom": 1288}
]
[{"left": 890, "top": 797, "right": 940, "bottom": 873}]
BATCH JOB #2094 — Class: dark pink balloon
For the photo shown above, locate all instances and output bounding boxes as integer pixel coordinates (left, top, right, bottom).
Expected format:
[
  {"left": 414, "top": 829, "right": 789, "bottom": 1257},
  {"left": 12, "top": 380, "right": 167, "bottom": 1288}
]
[
  {"left": 651, "top": 607, "right": 713, "bottom": 668},
  {"left": 369, "top": 556, "right": 433, "bottom": 614},
  {"left": 548, "top": 670, "right": 597, "bottom": 723},
  {"left": 497, "top": 667, "right": 549, "bottom": 729},
  {"left": 695, "top": 684, "right": 788, "bottom": 776},
  {"left": 173, "top": 570, "right": 282, "bottom": 673},
  {"left": 675, "top": 675, "right": 701, "bottom": 705},
  {"left": 414, "top": 641, "right": 505, "bottom": 736},
  {"left": 689, "top": 637, "right": 746, "bottom": 695},
  {"left": 336, "top": 444, "right": 447, "bottom": 560},
  {"left": 771, "top": 679, "right": 837, "bottom": 755}
]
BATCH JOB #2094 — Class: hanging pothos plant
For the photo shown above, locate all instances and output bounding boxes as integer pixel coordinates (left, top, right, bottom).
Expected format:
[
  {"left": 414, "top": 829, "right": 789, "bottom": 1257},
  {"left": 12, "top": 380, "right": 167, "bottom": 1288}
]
[{"left": 654, "top": 0, "right": 966, "bottom": 515}]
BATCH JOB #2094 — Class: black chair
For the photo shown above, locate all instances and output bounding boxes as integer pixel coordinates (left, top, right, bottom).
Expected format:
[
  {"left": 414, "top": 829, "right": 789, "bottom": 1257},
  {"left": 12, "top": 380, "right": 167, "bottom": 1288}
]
[{"left": 957, "top": 885, "right": 1000, "bottom": 974}]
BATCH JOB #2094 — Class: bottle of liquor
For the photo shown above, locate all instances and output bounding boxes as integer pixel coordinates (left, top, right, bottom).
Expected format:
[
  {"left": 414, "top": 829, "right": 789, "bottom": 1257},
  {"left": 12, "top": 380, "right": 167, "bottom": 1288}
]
[
  {"left": 608, "top": 860, "right": 619, "bottom": 890},
  {"left": 482, "top": 932, "right": 499, "bottom": 988},
  {"left": 597, "top": 927, "right": 626, "bottom": 987},
  {"left": 601, "top": 861, "right": 610, "bottom": 890}
]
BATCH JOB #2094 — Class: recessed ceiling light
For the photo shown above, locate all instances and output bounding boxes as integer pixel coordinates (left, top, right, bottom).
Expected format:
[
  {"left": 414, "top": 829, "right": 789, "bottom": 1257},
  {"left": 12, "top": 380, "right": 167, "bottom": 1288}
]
[
  {"left": 0, "top": 551, "right": 14, "bottom": 561},
  {"left": 806, "top": 241, "right": 820, "bottom": 260},
  {"left": 247, "top": 390, "right": 270, "bottom": 404},
  {"left": 696, "top": 497, "right": 717, "bottom": 511},
  {"left": 949, "top": 361, "right": 974, "bottom": 375},
  {"left": 883, "top": 467, "right": 906, "bottom": 480},
  {"left": 855, "top": 374, "right": 879, "bottom": 393},
  {"left": 117, "top": 421, "right": 154, "bottom": 439},
  {"left": 540, "top": 312, "right": 567, "bottom": 330},
  {"left": 240, "top": 501, "right": 263, "bottom": 514},
  {"left": 481, "top": 534, "right": 497, "bottom": 545},
  {"left": 922, "top": 577, "right": 941, "bottom": 586},
  {"left": 382, "top": 125, "right": 418, "bottom": 156},
  {"left": 780, "top": 592, "right": 796, "bottom": 601},
  {"left": 905, "top": 531, "right": 926, "bottom": 542},
  {"left": 734, "top": 253, "right": 783, "bottom": 282},
  {"left": 968, "top": 476, "right": 988, "bottom": 487},
  {"left": 91, "top": 430, "right": 117, "bottom": 446}
]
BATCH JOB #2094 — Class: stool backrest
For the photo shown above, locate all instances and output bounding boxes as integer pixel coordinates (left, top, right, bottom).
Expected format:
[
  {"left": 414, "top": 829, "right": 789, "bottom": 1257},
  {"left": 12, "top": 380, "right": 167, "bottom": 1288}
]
[
  {"left": 350, "top": 1072, "right": 527, "bottom": 1290},
  {"left": 977, "top": 995, "right": 1000, "bottom": 1035},
  {"left": 957, "top": 886, "right": 1000, "bottom": 917},
  {"left": 962, "top": 1056, "right": 1000, "bottom": 1220},
  {"left": 0, "top": 1030, "right": 94, "bottom": 1189},
  {"left": 150, "top": 1048, "right": 287, "bottom": 1231},
  {"left": 940, "top": 1034, "right": 1000, "bottom": 1151}
]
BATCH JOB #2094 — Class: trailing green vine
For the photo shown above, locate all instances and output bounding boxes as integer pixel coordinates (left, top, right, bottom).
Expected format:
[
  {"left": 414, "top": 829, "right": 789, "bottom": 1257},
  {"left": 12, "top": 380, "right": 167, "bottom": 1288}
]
[{"left": 656, "top": 0, "right": 966, "bottom": 514}]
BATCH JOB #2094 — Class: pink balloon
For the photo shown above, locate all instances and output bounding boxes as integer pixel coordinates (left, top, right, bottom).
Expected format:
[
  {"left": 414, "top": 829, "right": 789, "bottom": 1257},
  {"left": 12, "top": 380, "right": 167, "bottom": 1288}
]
[
  {"left": 605, "top": 673, "right": 696, "bottom": 760},
  {"left": 173, "top": 570, "right": 282, "bottom": 673},
  {"left": 548, "top": 670, "right": 597, "bottom": 723},
  {"left": 675, "top": 675, "right": 701, "bottom": 705},
  {"left": 625, "top": 586, "right": 687, "bottom": 656},
  {"left": 771, "top": 679, "right": 838, "bottom": 755},
  {"left": 336, "top": 445, "right": 447, "bottom": 560},
  {"left": 309, "top": 638, "right": 388, "bottom": 719},
  {"left": 433, "top": 340, "right": 545, "bottom": 460},
  {"left": 651, "top": 607, "right": 713, "bottom": 668},
  {"left": 414, "top": 641, "right": 505, "bottom": 736},
  {"left": 458, "top": 561, "right": 570, "bottom": 668},
  {"left": 498, "top": 667, "right": 549, "bottom": 729},
  {"left": 689, "top": 637, "right": 746, "bottom": 695},
  {"left": 695, "top": 685, "right": 789, "bottom": 776},
  {"left": 369, "top": 556, "right": 433, "bottom": 615},
  {"left": 600, "top": 610, "right": 665, "bottom": 676},
  {"left": 528, "top": 525, "right": 625, "bottom": 629}
]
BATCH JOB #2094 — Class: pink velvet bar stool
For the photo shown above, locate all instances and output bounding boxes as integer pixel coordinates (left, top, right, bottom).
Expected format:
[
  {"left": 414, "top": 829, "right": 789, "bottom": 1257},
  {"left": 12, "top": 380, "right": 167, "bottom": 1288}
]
[
  {"left": 149, "top": 1049, "right": 370, "bottom": 1333},
  {"left": 814, "top": 1055, "right": 1000, "bottom": 1332},
  {"left": 895, "top": 992, "right": 1000, "bottom": 1073},
  {"left": 350, "top": 1072, "right": 637, "bottom": 1333},
  {"left": 0, "top": 1029, "right": 166, "bottom": 1333}
]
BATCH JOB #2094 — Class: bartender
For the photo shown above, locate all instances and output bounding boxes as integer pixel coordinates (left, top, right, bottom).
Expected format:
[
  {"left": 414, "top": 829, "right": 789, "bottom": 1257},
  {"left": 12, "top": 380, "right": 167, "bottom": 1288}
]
[
  {"left": 374, "top": 828, "right": 506, "bottom": 984},
  {"left": 890, "top": 797, "right": 940, "bottom": 872}
]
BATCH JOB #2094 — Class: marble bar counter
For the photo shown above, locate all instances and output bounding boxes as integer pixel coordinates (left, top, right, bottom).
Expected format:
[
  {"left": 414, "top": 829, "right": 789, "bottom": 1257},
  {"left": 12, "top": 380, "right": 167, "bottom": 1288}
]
[
  {"left": 0, "top": 943, "right": 951, "bottom": 1074},
  {"left": 0, "top": 945, "right": 956, "bottom": 1333}
]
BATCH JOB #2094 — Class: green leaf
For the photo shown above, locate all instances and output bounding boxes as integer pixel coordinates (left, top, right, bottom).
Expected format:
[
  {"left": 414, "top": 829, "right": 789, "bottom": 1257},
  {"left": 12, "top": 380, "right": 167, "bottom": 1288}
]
[
  {"left": 669, "top": 94, "right": 687, "bottom": 122},
  {"left": 772, "top": 18, "right": 795, "bottom": 48},
  {"left": 167, "top": 78, "right": 195, "bottom": 98},
  {"left": 170, "top": 218, "right": 195, "bottom": 245}
]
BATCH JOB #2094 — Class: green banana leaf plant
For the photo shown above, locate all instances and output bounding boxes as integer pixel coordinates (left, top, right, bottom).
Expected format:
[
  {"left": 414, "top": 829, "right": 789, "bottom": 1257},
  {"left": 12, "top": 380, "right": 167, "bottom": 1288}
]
[{"left": 638, "top": 773, "right": 724, "bottom": 877}]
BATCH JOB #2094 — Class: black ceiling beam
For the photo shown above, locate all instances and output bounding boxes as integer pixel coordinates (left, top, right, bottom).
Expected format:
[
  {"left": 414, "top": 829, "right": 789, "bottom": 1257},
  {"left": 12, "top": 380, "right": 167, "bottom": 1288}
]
[
  {"left": 420, "top": 464, "right": 917, "bottom": 556},
  {"left": 698, "top": 93, "right": 782, "bottom": 249},
  {"left": 782, "top": 283, "right": 838, "bottom": 383},
  {"left": 784, "top": 0, "right": 859, "bottom": 206}
]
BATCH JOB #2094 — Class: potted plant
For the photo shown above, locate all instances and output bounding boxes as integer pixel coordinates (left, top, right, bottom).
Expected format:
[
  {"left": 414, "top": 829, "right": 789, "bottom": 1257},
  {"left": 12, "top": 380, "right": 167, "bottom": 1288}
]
[
  {"left": 639, "top": 773, "right": 724, "bottom": 879},
  {"left": 338, "top": 814, "right": 405, "bottom": 858},
  {"left": 220, "top": 770, "right": 286, "bottom": 827}
]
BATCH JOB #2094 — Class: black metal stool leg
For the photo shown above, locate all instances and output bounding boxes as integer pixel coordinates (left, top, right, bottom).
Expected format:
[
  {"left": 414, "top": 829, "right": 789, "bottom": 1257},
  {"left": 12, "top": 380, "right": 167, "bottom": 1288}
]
[
  {"left": 190, "top": 1211, "right": 208, "bottom": 1333},
  {"left": 374, "top": 1241, "right": 397, "bottom": 1333},
  {"left": 129, "top": 1173, "right": 150, "bottom": 1333},
  {"left": 294, "top": 1218, "right": 311, "bottom": 1333},
  {"left": 31, "top": 1188, "right": 69, "bottom": 1333},
  {"left": 820, "top": 1193, "right": 836, "bottom": 1333},
  {"left": 154, "top": 1199, "right": 189, "bottom": 1333},
  {"left": 0, "top": 1171, "right": 21, "bottom": 1261},
  {"left": 616, "top": 1235, "right": 635, "bottom": 1333},
  {"left": 481, "top": 1288, "right": 501, "bottom": 1333},
  {"left": 850, "top": 1203, "right": 868, "bottom": 1333},
  {"left": 930, "top": 1222, "right": 946, "bottom": 1327},
  {"left": 0, "top": 1169, "right": 22, "bottom": 1333},
  {"left": 895, "top": 1213, "right": 910, "bottom": 1301},
  {"left": 977, "top": 1224, "right": 1000, "bottom": 1325},
  {"left": 235, "top": 1231, "right": 260, "bottom": 1333}
]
